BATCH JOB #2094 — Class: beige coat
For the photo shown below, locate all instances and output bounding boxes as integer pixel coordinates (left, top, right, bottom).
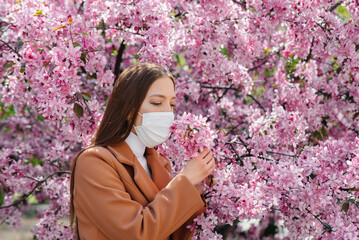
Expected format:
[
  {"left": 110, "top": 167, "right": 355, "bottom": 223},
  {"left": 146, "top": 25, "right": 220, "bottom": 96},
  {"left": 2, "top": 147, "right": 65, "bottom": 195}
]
[{"left": 72, "top": 141, "right": 207, "bottom": 240}]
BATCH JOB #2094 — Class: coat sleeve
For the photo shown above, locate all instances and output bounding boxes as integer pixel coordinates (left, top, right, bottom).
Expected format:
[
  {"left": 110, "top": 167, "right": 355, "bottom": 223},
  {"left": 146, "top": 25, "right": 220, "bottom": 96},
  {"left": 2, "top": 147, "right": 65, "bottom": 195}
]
[
  {"left": 73, "top": 150, "right": 206, "bottom": 240},
  {"left": 170, "top": 196, "right": 207, "bottom": 240},
  {"left": 158, "top": 153, "right": 208, "bottom": 240}
]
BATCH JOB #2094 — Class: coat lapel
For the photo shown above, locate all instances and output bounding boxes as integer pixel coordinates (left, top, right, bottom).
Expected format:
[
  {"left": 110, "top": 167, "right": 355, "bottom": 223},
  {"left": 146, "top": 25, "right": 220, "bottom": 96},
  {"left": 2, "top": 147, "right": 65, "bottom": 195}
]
[
  {"left": 146, "top": 148, "right": 172, "bottom": 191},
  {"left": 107, "top": 142, "right": 159, "bottom": 202}
]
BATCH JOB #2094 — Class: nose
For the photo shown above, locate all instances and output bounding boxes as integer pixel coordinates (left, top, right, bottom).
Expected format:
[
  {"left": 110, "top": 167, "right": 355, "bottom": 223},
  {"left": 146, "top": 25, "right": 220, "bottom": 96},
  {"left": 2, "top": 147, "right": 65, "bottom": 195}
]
[{"left": 164, "top": 102, "right": 173, "bottom": 112}]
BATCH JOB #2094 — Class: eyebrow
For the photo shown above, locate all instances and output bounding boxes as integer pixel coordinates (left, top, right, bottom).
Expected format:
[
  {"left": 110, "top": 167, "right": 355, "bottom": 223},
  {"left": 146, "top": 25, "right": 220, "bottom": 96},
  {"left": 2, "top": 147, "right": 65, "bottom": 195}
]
[{"left": 149, "top": 94, "right": 176, "bottom": 100}]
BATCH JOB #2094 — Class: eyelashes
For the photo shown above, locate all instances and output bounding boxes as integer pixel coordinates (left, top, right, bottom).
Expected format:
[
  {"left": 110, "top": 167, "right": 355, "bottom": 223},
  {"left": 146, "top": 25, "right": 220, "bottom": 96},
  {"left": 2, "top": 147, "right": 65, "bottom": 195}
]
[{"left": 151, "top": 102, "right": 175, "bottom": 108}]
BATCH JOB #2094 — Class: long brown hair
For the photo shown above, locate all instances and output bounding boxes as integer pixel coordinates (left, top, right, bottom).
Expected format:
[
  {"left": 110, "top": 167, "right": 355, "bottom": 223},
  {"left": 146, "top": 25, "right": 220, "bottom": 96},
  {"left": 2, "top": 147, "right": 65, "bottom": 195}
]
[{"left": 69, "top": 62, "right": 175, "bottom": 237}]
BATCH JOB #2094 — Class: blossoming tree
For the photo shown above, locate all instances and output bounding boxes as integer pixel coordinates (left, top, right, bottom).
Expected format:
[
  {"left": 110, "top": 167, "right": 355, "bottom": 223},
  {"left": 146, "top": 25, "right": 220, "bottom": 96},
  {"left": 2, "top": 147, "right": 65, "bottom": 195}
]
[{"left": 1, "top": 0, "right": 358, "bottom": 239}]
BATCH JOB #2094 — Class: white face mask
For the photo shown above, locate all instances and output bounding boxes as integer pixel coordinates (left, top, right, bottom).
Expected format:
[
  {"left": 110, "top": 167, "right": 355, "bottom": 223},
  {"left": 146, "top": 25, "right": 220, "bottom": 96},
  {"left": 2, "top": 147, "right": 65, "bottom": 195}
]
[{"left": 133, "top": 111, "right": 175, "bottom": 148}]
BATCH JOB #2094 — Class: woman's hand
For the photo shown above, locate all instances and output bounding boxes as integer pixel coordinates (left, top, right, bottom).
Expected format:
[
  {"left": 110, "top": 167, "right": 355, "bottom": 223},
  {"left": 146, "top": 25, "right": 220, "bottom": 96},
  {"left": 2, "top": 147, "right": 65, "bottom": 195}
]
[
  {"left": 195, "top": 175, "right": 217, "bottom": 195},
  {"left": 195, "top": 183, "right": 205, "bottom": 195},
  {"left": 179, "top": 148, "right": 215, "bottom": 186}
]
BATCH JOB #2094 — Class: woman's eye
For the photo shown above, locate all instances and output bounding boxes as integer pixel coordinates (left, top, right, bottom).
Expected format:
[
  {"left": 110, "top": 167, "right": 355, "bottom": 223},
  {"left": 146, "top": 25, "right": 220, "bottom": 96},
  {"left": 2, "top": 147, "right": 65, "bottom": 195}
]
[{"left": 151, "top": 102, "right": 161, "bottom": 106}]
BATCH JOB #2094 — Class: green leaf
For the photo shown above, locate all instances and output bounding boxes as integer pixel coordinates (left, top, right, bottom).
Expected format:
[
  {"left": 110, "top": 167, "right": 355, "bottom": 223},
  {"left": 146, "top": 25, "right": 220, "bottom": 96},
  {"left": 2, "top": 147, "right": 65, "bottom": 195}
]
[
  {"left": 264, "top": 67, "right": 275, "bottom": 77},
  {"left": 72, "top": 42, "right": 81, "bottom": 47},
  {"left": 220, "top": 47, "right": 231, "bottom": 59},
  {"left": 16, "top": 41, "right": 25, "bottom": 51},
  {"left": 0, "top": 103, "right": 15, "bottom": 120},
  {"left": 48, "top": 64, "right": 56, "bottom": 74},
  {"left": 3, "top": 61, "right": 15, "bottom": 69},
  {"left": 97, "top": 19, "right": 106, "bottom": 38},
  {"left": 83, "top": 100, "right": 91, "bottom": 115},
  {"left": 337, "top": 5, "right": 351, "bottom": 20},
  {"left": 309, "top": 172, "right": 317, "bottom": 179},
  {"left": 220, "top": 108, "right": 228, "bottom": 116},
  {"left": 285, "top": 57, "right": 300, "bottom": 73},
  {"left": 25, "top": 156, "right": 43, "bottom": 167},
  {"left": 321, "top": 126, "right": 327, "bottom": 137},
  {"left": 37, "top": 114, "right": 45, "bottom": 122},
  {"left": 28, "top": 194, "right": 38, "bottom": 204},
  {"left": 313, "top": 131, "right": 322, "bottom": 141},
  {"left": 184, "top": 95, "right": 189, "bottom": 103},
  {"left": 73, "top": 103, "right": 83, "bottom": 118},
  {"left": 80, "top": 52, "right": 87, "bottom": 64},
  {"left": 20, "top": 62, "right": 26, "bottom": 73},
  {"left": 175, "top": 54, "right": 187, "bottom": 67},
  {"left": 342, "top": 202, "right": 349, "bottom": 213},
  {"left": 34, "top": 10, "right": 43, "bottom": 16},
  {"left": 0, "top": 188, "right": 4, "bottom": 207},
  {"left": 323, "top": 223, "right": 332, "bottom": 229},
  {"left": 81, "top": 92, "right": 91, "bottom": 101}
]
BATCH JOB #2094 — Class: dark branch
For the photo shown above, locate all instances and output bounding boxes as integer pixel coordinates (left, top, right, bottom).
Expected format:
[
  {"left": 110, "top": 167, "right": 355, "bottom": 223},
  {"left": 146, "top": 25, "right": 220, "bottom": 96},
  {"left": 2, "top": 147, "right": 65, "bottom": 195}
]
[
  {"left": 226, "top": 141, "right": 243, "bottom": 165},
  {"left": 339, "top": 187, "right": 359, "bottom": 192},
  {"left": 305, "top": 207, "right": 333, "bottom": 233},
  {"left": 327, "top": 1, "right": 343, "bottom": 12},
  {"left": 0, "top": 171, "right": 71, "bottom": 209},
  {"left": 247, "top": 94, "right": 266, "bottom": 112},
  {"left": 305, "top": 37, "right": 315, "bottom": 62},
  {"left": 0, "top": 39, "right": 22, "bottom": 59},
  {"left": 232, "top": 0, "right": 247, "bottom": 10},
  {"left": 266, "top": 151, "right": 298, "bottom": 158},
  {"left": 215, "top": 85, "right": 232, "bottom": 103},
  {"left": 113, "top": 40, "right": 126, "bottom": 86},
  {"left": 232, "top": 135, "right": 251, "bottom": 153},
  {"left": 201, "top": 85, "right": 238, "bottom": 91},
  {"left": 248, "top": 48, "right": 283, "bottom": 72}
]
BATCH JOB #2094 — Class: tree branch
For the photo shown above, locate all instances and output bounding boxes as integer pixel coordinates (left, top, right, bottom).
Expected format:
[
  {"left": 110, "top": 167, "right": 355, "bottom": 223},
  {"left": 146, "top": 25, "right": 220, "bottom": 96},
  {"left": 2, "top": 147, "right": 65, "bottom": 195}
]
[
  {"left": 305, "top": 207, "right": 333, "bottom": 233},
  {"left": 305, "top": 37, "right": 315, "bottom": 62},
  {"left": 201, "top": 85, "right": 238, "bottom": 91},
  {"left": 248, "top": 94, "right": 266, "bottom": 112},
  {"left": 232, "top": 0, "right": 247, "bottom": 10},
  {"left": 266, "top": 151, "right": 298, "bottom": 158},
  {"left": 0, "top": 39, "right": 22, "bottom": 59},
  {"left": 0, "top": 171, "right": 71, "bottom": 209},
  {"left": 327, "top": 1, "right": 343, "bottom": 12},
  {"left": 226, "top": 141, "right": 244, "bottom": 165},
  {"left": 113, "top": 40, "right": 126, "bottom": 86},
  {"left": 215, "top": 85, "right": 232, "bottom": 103},
  {"left": 339, "top": 187, "right": 359, "bottom": 192}
]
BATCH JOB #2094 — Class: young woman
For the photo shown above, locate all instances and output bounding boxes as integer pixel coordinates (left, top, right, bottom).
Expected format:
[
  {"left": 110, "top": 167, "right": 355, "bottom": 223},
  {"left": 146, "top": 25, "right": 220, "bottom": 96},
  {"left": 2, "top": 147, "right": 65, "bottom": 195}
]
[{"left": 70, "top": 62, "right": 215, "bottom": 240}]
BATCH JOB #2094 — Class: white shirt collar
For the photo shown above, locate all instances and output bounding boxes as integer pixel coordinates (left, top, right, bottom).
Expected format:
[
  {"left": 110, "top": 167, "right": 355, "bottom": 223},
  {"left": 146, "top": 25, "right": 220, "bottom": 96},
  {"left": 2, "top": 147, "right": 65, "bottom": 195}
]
[{"left": 125, "top": 131, "right": 146, "bottom": 158}]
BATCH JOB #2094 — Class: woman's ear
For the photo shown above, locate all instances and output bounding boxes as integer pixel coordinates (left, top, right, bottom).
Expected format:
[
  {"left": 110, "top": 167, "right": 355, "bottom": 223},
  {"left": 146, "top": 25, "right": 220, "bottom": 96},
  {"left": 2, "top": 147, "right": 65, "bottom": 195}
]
[
  {"left": 128, "top": 107, "right": 136, "bottom": 122},
  {"left": 127, "top": 112, "right": 133, "bottom": 122}
]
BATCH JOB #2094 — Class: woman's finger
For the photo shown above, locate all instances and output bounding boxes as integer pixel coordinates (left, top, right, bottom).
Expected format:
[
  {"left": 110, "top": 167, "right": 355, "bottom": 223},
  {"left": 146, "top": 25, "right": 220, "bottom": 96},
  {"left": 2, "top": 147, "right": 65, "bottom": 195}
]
[
  {"left": 203, "top": 151, "right": 212, "bottom": 161},
  {"left": 206, "top": 157, "right": 214, "bottom": 164},
  {"left": 202, "top": 149, "right": 211, "bottom": 159}
]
